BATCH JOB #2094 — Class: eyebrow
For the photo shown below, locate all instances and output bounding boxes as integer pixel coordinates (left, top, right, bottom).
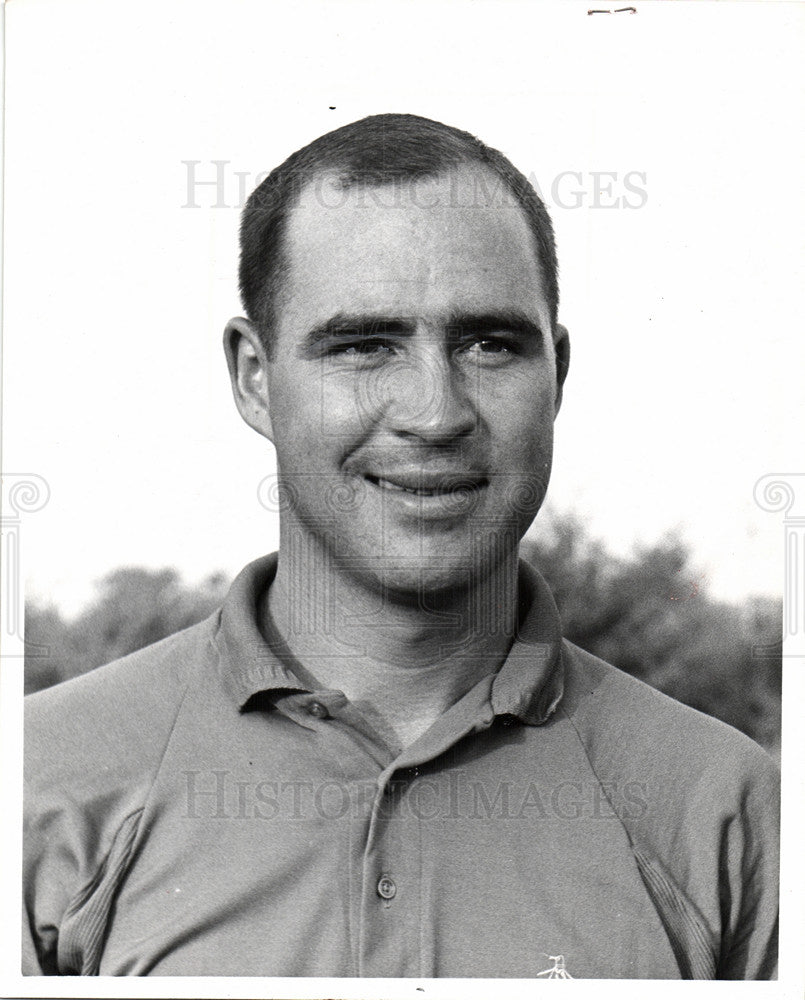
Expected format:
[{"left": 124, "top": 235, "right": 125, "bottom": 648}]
[
  {"left": 302, "top": 313, "right": 415, "bottom": 348},
  {"left": 445, "top": 312, "right": 544, "bottom": 343},
  {"left": 301, "top": 310, "right": 544, "bottom": 350}
]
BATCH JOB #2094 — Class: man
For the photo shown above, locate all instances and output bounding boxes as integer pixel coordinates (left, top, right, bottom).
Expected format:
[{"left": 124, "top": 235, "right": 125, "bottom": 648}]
[{"left": 23, "top": 114, "right": 778, "bottom": 979}]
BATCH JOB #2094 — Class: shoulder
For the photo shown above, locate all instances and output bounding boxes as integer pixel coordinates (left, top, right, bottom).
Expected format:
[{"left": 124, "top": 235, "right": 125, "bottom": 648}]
[
  {"left": 559, "top": 638, "right": 778, "bottom": 791},
  {"left": 23, "top": 612, "right": 225, "bottom": 973},
  {"left": 557, "top": 641, "right": 779, "bottom": 978},
  {"left": 557, "top": 639, "right": 779, "bottom": 856},
  {"left": 25, "top": 612, "right": 221, "bottom": 808}
]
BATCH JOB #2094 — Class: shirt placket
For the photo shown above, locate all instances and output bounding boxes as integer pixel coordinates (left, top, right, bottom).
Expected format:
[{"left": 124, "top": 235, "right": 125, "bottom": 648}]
[
  {"left": 353, "top": 683, "right": 501, "bottom": 977},
  {"left": 355, "top": 761, "right": 427, "bottom": 978},
  {"left": 255, "top": 676, "right": 524, "bottom": 978},
  {"left": 274, "top": 689, "right": 430, "bottom": 976}
]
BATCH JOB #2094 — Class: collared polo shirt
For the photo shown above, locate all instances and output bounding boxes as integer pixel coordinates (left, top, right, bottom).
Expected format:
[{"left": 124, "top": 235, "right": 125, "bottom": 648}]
[{"left": 23, "top": 553, "right": 779, "bottom": 979}]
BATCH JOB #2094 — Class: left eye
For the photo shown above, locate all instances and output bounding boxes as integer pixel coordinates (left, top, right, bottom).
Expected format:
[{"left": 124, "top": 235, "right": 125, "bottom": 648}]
[{"left": 463, "top": 338, "right": 513, "bottom": 357}]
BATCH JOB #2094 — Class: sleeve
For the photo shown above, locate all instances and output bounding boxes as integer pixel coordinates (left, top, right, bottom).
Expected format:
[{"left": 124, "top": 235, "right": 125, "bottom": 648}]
[
  {"left": 22, "top": 897, "right": 46, "bottom": 975},
  {"left": 716, "top": 750, "right": 780, "bottom": 980},
  {"left": 21, "top": 635, "right": 193, "bottom": 974},
  {"left": 22, "top": 659, "right": 181, "bottom": 974},
  {"left": 23, "top": 794, "right": 143, "bottom": 976},
  {"left": 22, "top": 704, "right": 81, "bottom": 976},
  {"left": 23, "top": 780, "right": 71, "bottom": 973}
]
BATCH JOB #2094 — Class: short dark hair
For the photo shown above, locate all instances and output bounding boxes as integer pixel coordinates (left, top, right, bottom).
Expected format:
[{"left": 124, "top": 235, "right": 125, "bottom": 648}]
[{"left": 239, "top": 114, "right": 559, "bottom": 347}]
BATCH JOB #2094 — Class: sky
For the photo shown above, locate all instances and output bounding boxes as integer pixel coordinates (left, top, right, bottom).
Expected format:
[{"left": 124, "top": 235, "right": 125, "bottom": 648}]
[{"left": 4, "top": 0, "right": 805, "bottom": 616}]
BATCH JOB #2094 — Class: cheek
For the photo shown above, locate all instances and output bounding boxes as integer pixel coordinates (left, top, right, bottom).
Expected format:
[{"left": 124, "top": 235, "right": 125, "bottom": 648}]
[
  {"left": 268, "top": 373, "right": 369, "bottom": 473},
  {"left": 487, "top": 407, "right": 555, "bottom": 489},
  {"left": 266, "top": 380, "right": 320, "bottom": 466},
  {"left": 482, "top": 373, "right": 557, "bottom": 438},
  {"left": 268, "top": 362, "right": 327, "bottom": 436},
  {"left": 318, "top": 371, "right": 388, "bottom": 439}
]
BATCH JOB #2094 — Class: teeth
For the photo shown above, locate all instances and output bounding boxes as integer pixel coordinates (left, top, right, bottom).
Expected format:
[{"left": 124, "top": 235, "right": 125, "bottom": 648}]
[
  {"left": 366, "top": 474, "right": 485, "bottom": 498},
  {"left": 375, "top": 477, "right": 441, "bottom": 496}
]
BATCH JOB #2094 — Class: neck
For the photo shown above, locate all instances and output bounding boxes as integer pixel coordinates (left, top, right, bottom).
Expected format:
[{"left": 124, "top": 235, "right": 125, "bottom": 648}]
[{"left": 264, "top": 531, "right": 521, "bottom": 749}]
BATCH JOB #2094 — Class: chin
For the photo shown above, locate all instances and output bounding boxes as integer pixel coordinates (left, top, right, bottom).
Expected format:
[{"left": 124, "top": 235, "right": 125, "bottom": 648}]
[
  {"left": 383, "top": 565, "right": 469, "bottom": 604},
  {"left": 363, "top": 544, "right": 514, "bottom": 606}
]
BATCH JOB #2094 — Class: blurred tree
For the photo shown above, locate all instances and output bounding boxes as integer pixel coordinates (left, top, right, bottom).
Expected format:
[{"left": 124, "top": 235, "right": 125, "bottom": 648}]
[
  {"left": 25, "top": 568, "right": 228, "bottom": 693},
  {"left": 25, "top": 518, "right": 782, "bottom": 753},
  {"left": 23, "top": 603, "right": 67, "bottom": 696},
  {"left": 521, "top": 511, "right": 781, "bottom": 752}
]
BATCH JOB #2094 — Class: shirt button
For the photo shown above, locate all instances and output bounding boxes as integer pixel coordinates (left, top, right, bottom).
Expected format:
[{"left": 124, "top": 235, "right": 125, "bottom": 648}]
[
  {"left": 307, "top": 701, "right": 329, "bottom": 719},
  {"left": 376, "top": 874, "right": 397, "bottom": 900}
]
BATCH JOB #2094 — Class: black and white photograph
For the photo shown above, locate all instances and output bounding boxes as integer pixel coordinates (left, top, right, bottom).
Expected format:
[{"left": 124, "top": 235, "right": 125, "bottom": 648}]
[{"left": 1, "top": 1, "right": 803, "bottom": 996}]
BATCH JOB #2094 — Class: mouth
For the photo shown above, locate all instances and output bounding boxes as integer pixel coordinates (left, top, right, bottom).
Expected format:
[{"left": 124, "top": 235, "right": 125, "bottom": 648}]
[{"left": 363, "top": 472, "right": 489, "bottom": 499}]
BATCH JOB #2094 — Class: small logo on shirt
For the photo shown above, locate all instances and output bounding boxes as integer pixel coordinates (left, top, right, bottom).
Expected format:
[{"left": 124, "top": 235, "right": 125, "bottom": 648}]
[{"left": 537, "top": 954, "right": 573, "bottom": 979}]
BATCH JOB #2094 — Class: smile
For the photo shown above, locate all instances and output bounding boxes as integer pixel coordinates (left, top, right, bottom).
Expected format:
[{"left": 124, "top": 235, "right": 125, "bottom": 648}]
[{"left": 363, "top": 473, "right": 488, "bottom": 499}]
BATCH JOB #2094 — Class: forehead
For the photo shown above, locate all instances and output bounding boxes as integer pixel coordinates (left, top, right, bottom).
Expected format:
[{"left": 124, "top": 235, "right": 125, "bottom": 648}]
[{"left": 280, "top": 165, "right": 548, "bottom": 327}]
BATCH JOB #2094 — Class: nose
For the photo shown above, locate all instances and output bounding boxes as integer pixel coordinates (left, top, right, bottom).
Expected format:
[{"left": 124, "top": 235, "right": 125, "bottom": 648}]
[{"left": 380, "top": 342, "right": 477, "bottom": 442}]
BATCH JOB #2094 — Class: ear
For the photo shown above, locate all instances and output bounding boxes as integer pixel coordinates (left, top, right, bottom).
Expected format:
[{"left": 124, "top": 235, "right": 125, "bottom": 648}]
[
  {"left": 553, "top": 322, "right": 570, "bottom": 414},
  {"left": 223, "top": 317, "right": 275, "bottom": 442}
]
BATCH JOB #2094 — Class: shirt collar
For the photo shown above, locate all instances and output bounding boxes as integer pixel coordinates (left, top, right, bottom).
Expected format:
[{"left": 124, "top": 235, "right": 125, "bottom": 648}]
[
  {"left": 489, "top": 558, "right": 565, "bottom": 725},
  {"left": 215, "top": 552, "right": 564, "bottom": 726},
  {"left": 215, "top": 553, "right": 301, "bottom": 709}
]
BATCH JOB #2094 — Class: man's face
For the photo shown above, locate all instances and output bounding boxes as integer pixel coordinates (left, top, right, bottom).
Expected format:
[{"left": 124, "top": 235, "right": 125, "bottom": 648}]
[{"left": 263, "top": 165, "right": 564, "bottom": 597}]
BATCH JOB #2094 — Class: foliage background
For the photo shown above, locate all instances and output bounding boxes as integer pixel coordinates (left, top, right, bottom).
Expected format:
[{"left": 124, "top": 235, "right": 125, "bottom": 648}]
[{"left": 25, "top": 514, "right": 781, "bottom": 757}]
